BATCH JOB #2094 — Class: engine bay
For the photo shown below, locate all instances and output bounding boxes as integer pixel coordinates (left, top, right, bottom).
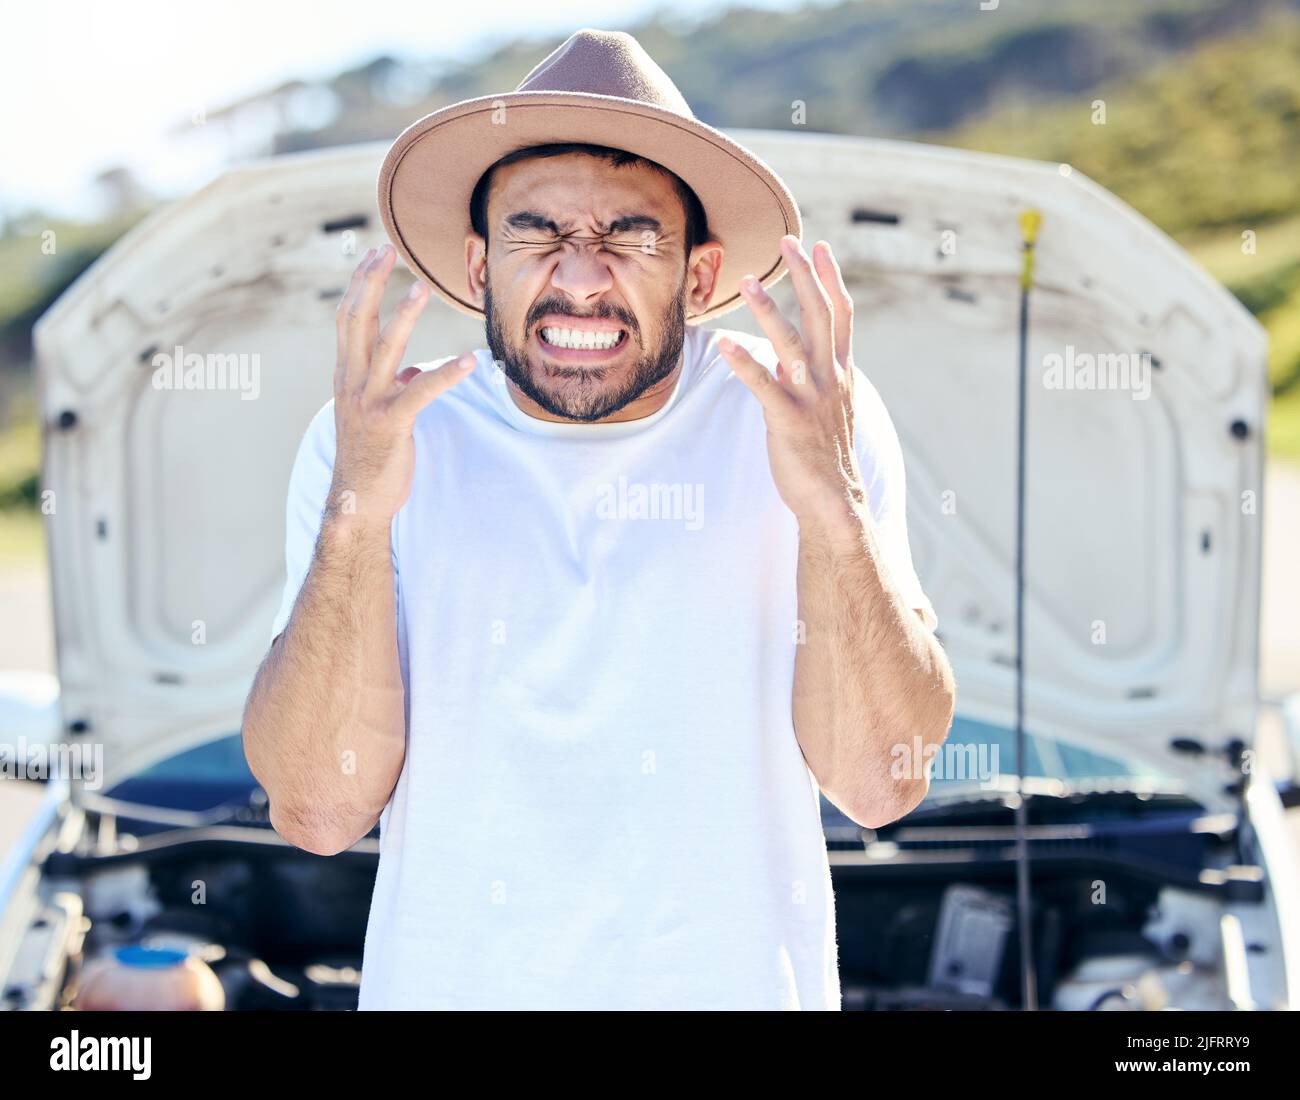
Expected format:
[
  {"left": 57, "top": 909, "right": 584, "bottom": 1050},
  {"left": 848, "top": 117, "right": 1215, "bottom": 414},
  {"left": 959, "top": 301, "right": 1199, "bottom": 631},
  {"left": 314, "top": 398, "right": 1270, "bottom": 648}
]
[{"left": 5, "top": 788, "right": 1276, "bottom": 1011}]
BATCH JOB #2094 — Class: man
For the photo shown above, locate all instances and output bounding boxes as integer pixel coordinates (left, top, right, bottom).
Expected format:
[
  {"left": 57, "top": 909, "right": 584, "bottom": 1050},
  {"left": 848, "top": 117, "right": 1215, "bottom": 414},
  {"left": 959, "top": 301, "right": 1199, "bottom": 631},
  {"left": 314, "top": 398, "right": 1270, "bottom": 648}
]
[{"left": 242, "top": 28, "right": 955, "bottom": 1010}]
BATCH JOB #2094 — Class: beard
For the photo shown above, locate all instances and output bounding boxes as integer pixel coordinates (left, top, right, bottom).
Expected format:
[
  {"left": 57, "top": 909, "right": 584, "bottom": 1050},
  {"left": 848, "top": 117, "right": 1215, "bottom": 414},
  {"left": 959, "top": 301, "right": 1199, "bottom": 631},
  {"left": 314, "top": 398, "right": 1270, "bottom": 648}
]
[{"left": 484, "top": 270, "right": 687, "bottom": 423}]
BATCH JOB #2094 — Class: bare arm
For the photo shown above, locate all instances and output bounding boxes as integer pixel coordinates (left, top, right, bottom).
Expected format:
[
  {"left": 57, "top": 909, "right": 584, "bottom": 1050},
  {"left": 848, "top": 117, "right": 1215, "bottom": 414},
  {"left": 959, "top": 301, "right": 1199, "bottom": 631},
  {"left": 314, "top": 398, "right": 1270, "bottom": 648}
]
[
  {"left": 243, "top": 510, "right": 405, "bottom": 855},
  {"left": 792, "top": 503, "right": 954, "bottom": 827},
  {"left": 241, "top": 244, "right": 476, "bottom": 855},
  {"left": 719, "top": 234, "right": 955, "bottom": 829}
]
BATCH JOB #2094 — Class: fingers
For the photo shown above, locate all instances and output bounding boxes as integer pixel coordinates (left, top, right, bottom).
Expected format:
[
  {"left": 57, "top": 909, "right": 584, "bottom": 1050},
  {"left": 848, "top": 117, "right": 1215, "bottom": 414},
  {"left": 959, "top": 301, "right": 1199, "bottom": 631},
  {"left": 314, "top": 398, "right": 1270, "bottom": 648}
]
[
  {"left": 342, "top": 245, "right": 398, "bottom": 393},
  {"left": 777, "top": 235, "right": 834, "bottom": 374},
  {"left": 335, "top": 248, "right": 374, "bottom": 391},
  {"left": 739, "top": 273, "right": 807, "bottom": 377},
  {"left": 812, "top": 240, "right": 854, "bottom": 373},
  {"left": 717, "top": 336, "right": 795, "bottom": 418},
  {"left": 369, "top": 279, "right": 431, "bottom": 391},
  {"left": 393, "top": 352, "right": 478, "bottom": 421}
]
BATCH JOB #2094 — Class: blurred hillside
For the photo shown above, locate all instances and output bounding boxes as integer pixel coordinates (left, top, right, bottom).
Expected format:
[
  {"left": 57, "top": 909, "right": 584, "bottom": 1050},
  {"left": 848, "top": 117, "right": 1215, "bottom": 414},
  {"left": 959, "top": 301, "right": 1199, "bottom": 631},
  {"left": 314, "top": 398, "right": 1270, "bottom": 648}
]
[
  {"left": 2, "top": 0, "right": 1300, "bottom": 533},
  {"left": 936, "top": 6, "right": 1300, "bottom": 458},
  {"left": 259, "top": 0, "right": 1299, "bottom": 151}
]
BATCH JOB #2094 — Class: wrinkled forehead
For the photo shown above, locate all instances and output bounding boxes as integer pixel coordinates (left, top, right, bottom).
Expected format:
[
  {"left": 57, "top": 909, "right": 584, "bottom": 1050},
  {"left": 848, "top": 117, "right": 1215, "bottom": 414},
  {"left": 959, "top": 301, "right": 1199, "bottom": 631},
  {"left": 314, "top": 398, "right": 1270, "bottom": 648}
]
[{"left": 488, "top": 154, "right": 683, "bottom": 233}]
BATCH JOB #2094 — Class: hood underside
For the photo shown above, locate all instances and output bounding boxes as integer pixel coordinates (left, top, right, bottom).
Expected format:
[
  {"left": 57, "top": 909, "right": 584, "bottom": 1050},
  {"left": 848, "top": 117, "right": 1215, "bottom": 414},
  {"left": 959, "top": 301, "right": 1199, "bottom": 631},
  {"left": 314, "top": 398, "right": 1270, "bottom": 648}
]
[{"left": 34, "top": 132, "right": 1267, "bottom": 808}]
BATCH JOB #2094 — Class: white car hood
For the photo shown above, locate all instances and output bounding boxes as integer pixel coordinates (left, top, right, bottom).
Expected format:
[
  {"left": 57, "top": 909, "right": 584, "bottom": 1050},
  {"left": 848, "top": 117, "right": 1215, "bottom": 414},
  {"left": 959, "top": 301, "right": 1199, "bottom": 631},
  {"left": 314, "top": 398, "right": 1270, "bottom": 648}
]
[{"left": 34, "top": 133, "right": 1266, "bottom": 809}]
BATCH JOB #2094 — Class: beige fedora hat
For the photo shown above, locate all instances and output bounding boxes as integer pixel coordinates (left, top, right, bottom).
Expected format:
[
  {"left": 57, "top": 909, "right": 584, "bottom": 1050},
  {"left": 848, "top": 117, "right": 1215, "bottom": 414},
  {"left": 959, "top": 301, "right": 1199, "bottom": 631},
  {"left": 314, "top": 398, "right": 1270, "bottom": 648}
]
[{"left": 377, "top": 28, "right": 802, "bottom": 325}]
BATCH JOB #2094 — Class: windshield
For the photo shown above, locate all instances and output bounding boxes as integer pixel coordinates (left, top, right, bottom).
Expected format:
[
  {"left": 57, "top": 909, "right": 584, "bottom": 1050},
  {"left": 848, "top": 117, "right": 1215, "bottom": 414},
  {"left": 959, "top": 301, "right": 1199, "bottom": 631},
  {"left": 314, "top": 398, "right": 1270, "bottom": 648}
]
[
  {"left": 106, "top": 714, "right": 1173, "bottom": 814},
  {"left": 925, "top": 714, "right": 1173, "bottom": 794},
  {"left": 107, "top": 734, "right": 258, "bottom": 811}
]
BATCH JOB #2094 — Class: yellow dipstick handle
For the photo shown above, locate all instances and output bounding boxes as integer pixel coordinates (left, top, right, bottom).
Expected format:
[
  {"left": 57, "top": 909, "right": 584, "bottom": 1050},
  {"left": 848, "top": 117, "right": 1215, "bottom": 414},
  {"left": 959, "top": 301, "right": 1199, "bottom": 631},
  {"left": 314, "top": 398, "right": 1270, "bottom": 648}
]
[{"left": 1019, "top": 209, "right": 1042, "bottom": 290}]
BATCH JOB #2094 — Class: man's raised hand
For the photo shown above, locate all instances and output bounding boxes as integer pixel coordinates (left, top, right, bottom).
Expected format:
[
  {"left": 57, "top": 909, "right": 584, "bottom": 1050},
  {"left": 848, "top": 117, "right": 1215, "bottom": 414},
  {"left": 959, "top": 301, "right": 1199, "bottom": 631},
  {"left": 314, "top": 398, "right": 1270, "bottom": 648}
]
[
  {"left": 717, "top": 235, "right": 863, "bottom": 525},
  {"left": 329, "top": 244, "right": 476, "bottom": 524}
]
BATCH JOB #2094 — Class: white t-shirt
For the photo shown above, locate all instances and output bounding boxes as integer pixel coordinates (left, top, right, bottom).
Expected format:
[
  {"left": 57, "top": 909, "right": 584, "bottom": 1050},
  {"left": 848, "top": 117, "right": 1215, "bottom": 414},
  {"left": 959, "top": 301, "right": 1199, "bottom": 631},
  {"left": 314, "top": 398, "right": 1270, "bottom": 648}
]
[{"left": 270, "top": 322, "right": 936, "bottom": 1010}]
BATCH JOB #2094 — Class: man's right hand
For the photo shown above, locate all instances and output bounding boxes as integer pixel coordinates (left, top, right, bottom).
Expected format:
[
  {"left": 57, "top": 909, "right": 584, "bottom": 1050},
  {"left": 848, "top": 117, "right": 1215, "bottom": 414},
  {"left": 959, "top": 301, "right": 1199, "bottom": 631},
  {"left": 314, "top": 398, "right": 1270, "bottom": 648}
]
[{"left": 329, "top": 243, "right": 476, "bottom": 524}]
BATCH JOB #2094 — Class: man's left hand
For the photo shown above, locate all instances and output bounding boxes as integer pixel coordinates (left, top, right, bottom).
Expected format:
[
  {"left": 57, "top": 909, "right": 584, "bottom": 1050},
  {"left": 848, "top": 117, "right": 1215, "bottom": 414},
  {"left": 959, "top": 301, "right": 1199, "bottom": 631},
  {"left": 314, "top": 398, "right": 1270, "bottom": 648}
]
[{"left": 718, "top": 235, "right": 865, "bottom": 525}]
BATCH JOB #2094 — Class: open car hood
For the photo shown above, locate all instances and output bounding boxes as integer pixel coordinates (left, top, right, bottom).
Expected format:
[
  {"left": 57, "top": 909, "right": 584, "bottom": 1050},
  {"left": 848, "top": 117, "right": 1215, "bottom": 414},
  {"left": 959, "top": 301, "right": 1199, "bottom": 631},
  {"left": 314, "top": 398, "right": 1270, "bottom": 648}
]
[{"left": 34, "top": 133, "right": 1266, "bottom": 809}]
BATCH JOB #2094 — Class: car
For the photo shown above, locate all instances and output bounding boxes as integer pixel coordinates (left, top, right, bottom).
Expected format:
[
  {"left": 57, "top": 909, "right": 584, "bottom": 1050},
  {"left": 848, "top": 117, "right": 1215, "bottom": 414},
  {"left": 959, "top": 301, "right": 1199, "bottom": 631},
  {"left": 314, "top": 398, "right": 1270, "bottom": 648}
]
[{"left": 1, "top": 130, "right": 1296, "bottom": 1010}]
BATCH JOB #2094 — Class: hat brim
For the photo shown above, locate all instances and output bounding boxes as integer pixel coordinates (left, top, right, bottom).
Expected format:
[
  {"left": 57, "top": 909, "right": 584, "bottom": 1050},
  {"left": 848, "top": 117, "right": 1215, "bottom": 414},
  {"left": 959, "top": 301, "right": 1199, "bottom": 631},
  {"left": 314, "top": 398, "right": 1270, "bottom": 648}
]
[{"left": 377, "top": 91, "right": 802, "bottom": 325}]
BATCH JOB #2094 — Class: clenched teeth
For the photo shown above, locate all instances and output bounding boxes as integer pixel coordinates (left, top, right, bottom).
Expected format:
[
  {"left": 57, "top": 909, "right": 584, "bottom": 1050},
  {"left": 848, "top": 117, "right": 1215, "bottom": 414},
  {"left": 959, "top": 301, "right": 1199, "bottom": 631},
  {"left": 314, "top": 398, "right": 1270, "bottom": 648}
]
[{"left": 539, "top": 326, "right": 626, "bottom": 350}]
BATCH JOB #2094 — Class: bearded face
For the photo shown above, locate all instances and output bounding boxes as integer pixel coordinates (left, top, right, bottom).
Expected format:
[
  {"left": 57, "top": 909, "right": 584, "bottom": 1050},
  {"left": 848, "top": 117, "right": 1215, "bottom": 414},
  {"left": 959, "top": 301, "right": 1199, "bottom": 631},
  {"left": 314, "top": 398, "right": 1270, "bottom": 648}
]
[{"left": 473, "top": 153, "right": 713, "bottom": 423}]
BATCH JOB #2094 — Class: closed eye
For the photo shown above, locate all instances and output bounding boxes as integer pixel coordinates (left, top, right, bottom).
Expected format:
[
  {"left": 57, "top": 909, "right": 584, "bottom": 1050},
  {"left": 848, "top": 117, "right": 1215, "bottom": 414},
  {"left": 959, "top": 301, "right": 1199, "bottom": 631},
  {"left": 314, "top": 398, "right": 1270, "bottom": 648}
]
[
  {"left": 604, "top": 233, "right": 659, "bottom": 250},
  {"left": 511, "top": 233, "right": 661, "bottom": 250}
]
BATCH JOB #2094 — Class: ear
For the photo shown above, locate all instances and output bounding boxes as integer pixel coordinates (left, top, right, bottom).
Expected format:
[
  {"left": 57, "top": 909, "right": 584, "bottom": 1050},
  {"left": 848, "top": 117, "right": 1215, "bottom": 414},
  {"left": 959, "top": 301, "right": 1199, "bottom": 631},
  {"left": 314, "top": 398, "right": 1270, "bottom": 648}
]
[
  {"left": 465, "top": 231, "right": 488, "bottom": 308},
  {"left": 685, "top": 239, "right": 724, "bottom": 316}
]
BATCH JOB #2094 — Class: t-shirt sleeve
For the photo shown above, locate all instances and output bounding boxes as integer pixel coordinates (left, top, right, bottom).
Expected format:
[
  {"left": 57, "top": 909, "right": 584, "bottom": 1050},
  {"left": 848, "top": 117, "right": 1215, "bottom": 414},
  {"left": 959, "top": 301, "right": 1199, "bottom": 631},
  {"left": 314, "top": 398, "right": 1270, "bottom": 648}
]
[
  {"left": 851, "top": 368, "right": 939, "bottom": 633},
  {"left": 272, "top": 397, "right": 389, "bottom": 646},
  {"left": 269, "top": 357, "right": 462, "bottom": 647},
  {"left": 269, "top": 400, "right": 339, "bottom": 645},
  {"left": 715, "top": 328, "right": 938, "bottom": 632}
]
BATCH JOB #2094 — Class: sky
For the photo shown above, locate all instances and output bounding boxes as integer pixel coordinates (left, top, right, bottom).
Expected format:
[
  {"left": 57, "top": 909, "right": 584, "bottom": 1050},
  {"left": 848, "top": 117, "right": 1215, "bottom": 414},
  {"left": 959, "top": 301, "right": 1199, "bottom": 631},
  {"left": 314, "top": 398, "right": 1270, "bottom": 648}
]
[{"left": 1, "top": 0, "right": 810, "bottom": 219}]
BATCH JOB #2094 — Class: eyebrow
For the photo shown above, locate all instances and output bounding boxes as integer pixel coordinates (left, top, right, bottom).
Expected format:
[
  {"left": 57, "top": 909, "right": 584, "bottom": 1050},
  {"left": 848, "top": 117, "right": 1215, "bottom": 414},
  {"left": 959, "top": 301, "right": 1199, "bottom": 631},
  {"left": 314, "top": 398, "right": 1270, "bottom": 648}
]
[{"left": 503, "top": 211, "right": 664, "bottom": 235}]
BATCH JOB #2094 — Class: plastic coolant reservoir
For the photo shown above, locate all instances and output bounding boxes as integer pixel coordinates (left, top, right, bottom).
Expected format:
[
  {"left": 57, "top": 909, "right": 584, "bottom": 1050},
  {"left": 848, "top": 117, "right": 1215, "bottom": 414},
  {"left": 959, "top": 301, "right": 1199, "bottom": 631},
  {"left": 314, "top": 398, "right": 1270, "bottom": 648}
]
[{"left": 75, "top": 945, "right": 225, "bottom": 1011}]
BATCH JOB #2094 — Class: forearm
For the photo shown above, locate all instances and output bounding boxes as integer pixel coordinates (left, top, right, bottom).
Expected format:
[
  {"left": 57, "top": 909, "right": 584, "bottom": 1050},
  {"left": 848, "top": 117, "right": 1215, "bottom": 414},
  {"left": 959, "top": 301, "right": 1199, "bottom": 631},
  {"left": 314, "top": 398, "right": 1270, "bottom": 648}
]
[
  {"left": 792, "top": 498, "right": 955, "bottom": 828},
  {"left": 242, "top": 509, "right": 406, "bottom": 854}
]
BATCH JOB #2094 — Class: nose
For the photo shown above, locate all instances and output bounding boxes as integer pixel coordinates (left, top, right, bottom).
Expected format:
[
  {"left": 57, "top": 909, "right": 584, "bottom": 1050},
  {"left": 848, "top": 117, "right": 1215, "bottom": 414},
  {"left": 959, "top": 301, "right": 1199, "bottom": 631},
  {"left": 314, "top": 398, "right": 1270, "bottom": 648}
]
[{"left": 549, "top": 243, "right": 614, "bottom": 305}]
